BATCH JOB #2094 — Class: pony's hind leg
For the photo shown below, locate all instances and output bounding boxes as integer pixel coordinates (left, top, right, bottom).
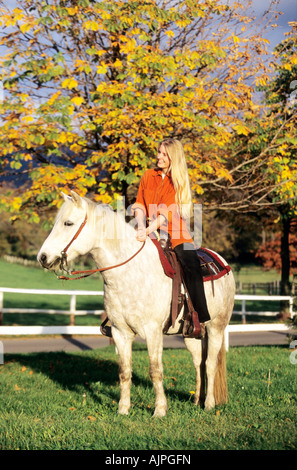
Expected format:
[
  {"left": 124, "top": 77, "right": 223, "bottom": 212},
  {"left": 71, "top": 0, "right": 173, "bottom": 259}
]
[
  {"left": 205, "top": 329, "right": 227, "bottom": 410},
  {"left": 184, "top": 336, "right": 206, "bottom": 406},
  {"left": 112, "top": 328, "right": 134, "bottom": 415},
  {"left": 145, "top": 326, "right": 167, "bottom": 417}
]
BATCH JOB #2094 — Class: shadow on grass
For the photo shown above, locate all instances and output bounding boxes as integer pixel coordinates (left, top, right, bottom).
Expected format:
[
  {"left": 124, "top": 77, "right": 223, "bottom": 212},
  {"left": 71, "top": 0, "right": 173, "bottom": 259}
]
[
  {"left": 5, "top": 348, "right": 121, "bottom": 405},
  {"left": 4, "top": 344, "right": 192, "bottom": 410}
]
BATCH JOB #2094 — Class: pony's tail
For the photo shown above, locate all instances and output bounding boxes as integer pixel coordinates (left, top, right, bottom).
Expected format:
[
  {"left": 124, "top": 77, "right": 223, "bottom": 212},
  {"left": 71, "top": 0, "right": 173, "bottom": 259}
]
[{"left": 214, "top": 339, "right": 228, "bottom": 405}]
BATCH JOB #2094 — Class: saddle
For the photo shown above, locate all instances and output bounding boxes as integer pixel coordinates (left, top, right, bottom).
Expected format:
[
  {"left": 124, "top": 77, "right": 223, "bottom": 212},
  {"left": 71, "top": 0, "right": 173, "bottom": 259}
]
[{"left": 150, "top": 234, "right": 231, "bottom": 339}]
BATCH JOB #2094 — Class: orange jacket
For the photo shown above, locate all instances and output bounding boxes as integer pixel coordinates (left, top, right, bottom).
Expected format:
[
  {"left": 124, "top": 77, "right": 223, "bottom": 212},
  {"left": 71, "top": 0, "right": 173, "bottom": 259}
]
[{"left": 132, "top": 168, "right": 193, "bottom": 249}]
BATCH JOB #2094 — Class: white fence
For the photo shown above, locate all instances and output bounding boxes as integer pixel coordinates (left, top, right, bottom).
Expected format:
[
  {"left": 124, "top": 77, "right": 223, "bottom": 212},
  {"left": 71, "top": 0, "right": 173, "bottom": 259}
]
[
  {"left": 233, "top": 294, "right": 295, "bottom": 322},
  {"left": 0, "top": 287, "right": 104, "bottom": 319},
  {"left": 0, "top": 288, "right": 295, "bottom": 350}
]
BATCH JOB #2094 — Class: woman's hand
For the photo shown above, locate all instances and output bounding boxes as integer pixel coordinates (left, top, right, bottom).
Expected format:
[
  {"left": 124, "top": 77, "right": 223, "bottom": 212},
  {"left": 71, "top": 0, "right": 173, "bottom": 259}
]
[
  {"left": 136, "top": 214, "right": 166, "bottom": 242},
  {"left": 136, "top": 227, "right": 147, "bottom": 242}
]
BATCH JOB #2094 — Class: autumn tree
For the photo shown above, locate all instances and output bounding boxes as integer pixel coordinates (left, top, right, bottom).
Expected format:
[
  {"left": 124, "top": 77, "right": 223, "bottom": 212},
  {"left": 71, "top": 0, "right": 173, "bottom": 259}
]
[
  {"left": 0, "top": 0, "right": 277, "bottom": 224},
  {"left": 255, "top": 220, "right": 297, "bottom": 277},
  {"left": 260, "top": 22, "right": 297, "bottom": 302},
  {"left": 202, "top": 21, "right": 297, "bottom": 311}
]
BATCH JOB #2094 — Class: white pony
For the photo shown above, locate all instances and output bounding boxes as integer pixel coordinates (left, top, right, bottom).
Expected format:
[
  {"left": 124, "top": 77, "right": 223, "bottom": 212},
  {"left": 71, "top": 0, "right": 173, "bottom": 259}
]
[{"left": 38, "top": 191, "right": 235, "bottom": 417}]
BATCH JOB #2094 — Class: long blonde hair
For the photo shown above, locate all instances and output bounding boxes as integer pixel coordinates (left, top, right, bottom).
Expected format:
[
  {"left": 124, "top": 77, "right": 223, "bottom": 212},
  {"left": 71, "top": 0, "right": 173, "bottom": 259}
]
[{"left": 159, "top": 139, "right": 193, "bottom": 220}]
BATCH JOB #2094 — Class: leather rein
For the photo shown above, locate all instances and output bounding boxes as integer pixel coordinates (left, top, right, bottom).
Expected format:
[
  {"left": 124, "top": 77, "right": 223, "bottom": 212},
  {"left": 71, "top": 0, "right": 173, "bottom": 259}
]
[{"left": 58, "top": 214, "right": 145, "bottom": 281}]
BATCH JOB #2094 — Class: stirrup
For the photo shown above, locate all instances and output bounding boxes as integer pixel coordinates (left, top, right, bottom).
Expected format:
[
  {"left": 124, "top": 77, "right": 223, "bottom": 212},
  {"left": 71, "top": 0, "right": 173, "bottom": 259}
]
[
  {"left": 183, "top": 312, "right": 205, "bottom": 339},
  {"left": 100, "top": 317, "right": 113, "bottom": 338}
]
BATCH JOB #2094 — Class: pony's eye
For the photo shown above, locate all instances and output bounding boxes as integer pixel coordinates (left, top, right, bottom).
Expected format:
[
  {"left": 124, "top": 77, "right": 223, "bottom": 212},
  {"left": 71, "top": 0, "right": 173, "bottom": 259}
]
[{"left": 64, "top": 221, "right": 74, "bottom": 227}]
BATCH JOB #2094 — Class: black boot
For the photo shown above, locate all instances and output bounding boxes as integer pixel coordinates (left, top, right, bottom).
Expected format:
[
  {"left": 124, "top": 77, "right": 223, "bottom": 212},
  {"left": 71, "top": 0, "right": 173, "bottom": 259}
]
[{"left": 174, "top": 243, "right": 211, "bottom": 324}]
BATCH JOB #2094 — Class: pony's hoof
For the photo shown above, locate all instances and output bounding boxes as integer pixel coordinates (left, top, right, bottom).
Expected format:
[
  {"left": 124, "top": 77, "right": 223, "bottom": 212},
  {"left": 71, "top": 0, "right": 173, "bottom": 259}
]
[
  {"left": 118, "top": 403, "right": 130, "bottom": 415},
  {"left": 152, "top": 407, "right": 167, "bottom": 418},
  {"left": 204, "top": 398, "right": 215, "bottom": 410}
]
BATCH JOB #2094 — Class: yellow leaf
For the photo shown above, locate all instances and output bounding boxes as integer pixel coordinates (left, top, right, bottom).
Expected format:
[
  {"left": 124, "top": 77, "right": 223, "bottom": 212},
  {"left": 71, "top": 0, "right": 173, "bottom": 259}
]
[
  {"left": 283, "top": 63, "right": 292, "bottom": 71},
  {"left": 165, "top": 30, "right": 175, "bottom": 38},
  {"left": 66, "top": 7, "right": 78, "bottom": 16},
  {"left": 62, "top": 78, "right": 78, "bottom": 90},
  {"left": 57, "top": 132, "right": 68, "bottom": 144},
  {"left": 113, "top": 59, "right": 123, "bottom": 68},
  {"left": 96, "top": 64, "right": 108, "bottom": 75},
  {"left": 20, "top": 22, "right": 33, "bottom": 34},
  {"left": 71, "top": 96, "right": 84, "bottom": 106},
  {"left": 84, "top": 20, "right": 100, "bottom": 31},
  {"left": 12, "top": 197, "right": 22, "bottom": 211},
  {"left": 48, "top": 91, "right": 61, "bottom": 105},
  {"left": 21, "top": 116, "right": 34, "bottom": 123},
  {"left": 233, "top": 123, "right": 250, "bottom": 136}
]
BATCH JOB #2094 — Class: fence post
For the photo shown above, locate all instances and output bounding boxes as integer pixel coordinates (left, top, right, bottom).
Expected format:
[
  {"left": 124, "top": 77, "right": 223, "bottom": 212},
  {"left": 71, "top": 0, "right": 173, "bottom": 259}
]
[
  {"left": 289, "top": 297, "right": 294, "bottom": 319},
  {"left": 70, "top": 294, "right": 76, "bottom": 326},
  {"left": 241, "top": 299, "right": 246, "bottom": 324},
  {"left": 0, "top": 292, "right": 3, "bottom": 326}
]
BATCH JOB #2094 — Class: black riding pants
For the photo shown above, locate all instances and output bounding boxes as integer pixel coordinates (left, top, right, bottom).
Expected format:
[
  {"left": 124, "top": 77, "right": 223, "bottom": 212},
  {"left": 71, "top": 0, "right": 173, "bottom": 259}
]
[{"left": 174, "top": 243, "right": 210, "bottom": 323}]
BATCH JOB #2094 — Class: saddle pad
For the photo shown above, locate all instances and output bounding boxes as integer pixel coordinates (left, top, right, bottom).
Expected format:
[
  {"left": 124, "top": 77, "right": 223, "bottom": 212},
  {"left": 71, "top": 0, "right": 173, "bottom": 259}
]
[
  {"left": 197, "top": 247, "right": 231, "bottom": 282},
  {"left": 151, "top": 235, "right": 231, "bottom": 282},
  {"left": 151, "top": 237, "right": 176, "bottom": 278}
]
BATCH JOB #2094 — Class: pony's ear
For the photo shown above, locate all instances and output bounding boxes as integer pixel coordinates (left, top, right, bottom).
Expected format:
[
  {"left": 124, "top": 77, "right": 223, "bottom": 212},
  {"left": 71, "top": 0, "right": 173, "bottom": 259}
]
[
  {"left": 61, "top": 192, "right": 71, "bottom": 202},
  {"left": 70, "top": 191, "right": 82, "bottom": 208}
]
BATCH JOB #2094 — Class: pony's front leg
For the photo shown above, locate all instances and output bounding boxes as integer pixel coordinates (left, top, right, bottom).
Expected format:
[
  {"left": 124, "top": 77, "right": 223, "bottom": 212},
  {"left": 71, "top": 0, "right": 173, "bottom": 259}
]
[
  {"left": 145, "top": 327, "right": 167, "bottom": 418},
  {"left": 112, "top": 328, "right": 134, "bottom": 415}
]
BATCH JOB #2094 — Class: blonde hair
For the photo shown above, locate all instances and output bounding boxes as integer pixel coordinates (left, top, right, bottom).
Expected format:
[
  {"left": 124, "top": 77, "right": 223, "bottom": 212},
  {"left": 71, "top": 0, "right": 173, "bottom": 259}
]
[{"left": 158, "top": 139, "right": 193, "bottom": 220}]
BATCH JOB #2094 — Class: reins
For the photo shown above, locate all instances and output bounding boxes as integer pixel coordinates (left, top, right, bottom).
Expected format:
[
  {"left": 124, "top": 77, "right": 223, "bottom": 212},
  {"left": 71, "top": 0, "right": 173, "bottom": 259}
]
[{"left": 57, "top": 213, "right": 146, "bottom": 281}]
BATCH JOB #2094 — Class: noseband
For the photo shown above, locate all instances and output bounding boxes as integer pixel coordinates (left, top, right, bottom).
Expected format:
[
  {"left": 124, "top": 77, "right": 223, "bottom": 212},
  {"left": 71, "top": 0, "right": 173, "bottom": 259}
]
[{"left": 58, "top": 213, "right": 145, "bottom": 281}]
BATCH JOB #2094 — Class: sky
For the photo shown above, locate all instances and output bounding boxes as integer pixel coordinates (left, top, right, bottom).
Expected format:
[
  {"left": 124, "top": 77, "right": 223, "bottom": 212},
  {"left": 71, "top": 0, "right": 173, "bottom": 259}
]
[
  {"left": 249, "top": 0, "right": 297, "bottom": 49},
  {"left": 2, "top": 0, "right": 296, "bottom": 49}
]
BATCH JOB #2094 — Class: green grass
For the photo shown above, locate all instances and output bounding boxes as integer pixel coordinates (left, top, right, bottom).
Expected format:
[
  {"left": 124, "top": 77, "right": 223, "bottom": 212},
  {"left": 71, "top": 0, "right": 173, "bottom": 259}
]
[
  {"left": 0, "top": 345, "right": 296, "bottom": 450},
  {"left": 231, "top": 264, "right": 282, "bottom": 284}
]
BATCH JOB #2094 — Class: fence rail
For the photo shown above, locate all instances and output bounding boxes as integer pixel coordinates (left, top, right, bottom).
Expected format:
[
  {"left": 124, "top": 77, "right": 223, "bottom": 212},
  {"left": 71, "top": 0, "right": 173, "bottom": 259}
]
[
  {"left": 233, "top": 294, "right": 295, "bottom": 323},
  {"left": 0, "top": 288, "right": 295, "bottom": 350},
  {"left": 0, "top": 287, "right": 104, "bottom": 326}
]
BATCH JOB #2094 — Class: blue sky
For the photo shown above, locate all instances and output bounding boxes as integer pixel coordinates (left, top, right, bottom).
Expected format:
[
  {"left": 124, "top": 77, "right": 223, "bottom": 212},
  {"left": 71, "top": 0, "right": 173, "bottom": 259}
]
[
  {"left": 250, "top": 0, "right": 297, "bottom": 49},
  {"left": 2, "top": 0, "right": 296, "bottom": 49}
]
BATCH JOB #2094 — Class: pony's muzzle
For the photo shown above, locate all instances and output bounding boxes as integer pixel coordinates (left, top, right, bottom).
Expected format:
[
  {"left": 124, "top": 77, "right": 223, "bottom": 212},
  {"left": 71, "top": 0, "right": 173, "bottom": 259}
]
[
  {"left": 38, "top": 252, "right": 61, "bottom": 271},
  {"left": 38, "top": 252, "right": 48, "bottom": 267}
]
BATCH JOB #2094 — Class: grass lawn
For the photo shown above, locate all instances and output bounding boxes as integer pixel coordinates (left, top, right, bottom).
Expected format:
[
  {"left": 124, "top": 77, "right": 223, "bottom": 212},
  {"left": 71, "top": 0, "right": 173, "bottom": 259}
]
[
  {"left": 0, "top": 344, "right": 296, "bottom": 450},
  {"left": 231, "top": 264, "right": 282, "bottom": 284}
]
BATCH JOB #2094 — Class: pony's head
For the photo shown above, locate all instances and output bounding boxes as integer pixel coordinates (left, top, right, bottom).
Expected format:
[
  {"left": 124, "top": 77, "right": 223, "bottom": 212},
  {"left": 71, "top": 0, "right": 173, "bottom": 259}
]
[{"left": 37, "top": 191, "right": 97, "bottom": 272}]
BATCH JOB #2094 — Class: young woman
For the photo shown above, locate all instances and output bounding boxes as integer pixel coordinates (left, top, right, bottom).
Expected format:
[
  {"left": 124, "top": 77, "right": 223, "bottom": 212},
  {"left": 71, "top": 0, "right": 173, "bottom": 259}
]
[{"left": 132, "top": 139, "right": 210, "bottom": 336}]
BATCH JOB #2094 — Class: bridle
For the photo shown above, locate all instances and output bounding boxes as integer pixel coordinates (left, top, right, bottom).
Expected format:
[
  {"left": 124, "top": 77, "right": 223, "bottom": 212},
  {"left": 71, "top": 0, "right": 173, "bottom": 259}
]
[
  {"left": 58, "top": 213, "right": 146, "bottom": 281},
  {"left": 60, "top": 214, "right": 88, "bottom": 274}
]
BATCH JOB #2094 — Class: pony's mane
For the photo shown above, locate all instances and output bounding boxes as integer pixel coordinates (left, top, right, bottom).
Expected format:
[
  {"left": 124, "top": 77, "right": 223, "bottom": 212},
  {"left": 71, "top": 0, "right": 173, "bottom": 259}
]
[
  {"left": 94, "top": 201, "right": 135, "bottom": 243},
  {"left": 56, "top": 196, "right": 135, "bottom": 245}
]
